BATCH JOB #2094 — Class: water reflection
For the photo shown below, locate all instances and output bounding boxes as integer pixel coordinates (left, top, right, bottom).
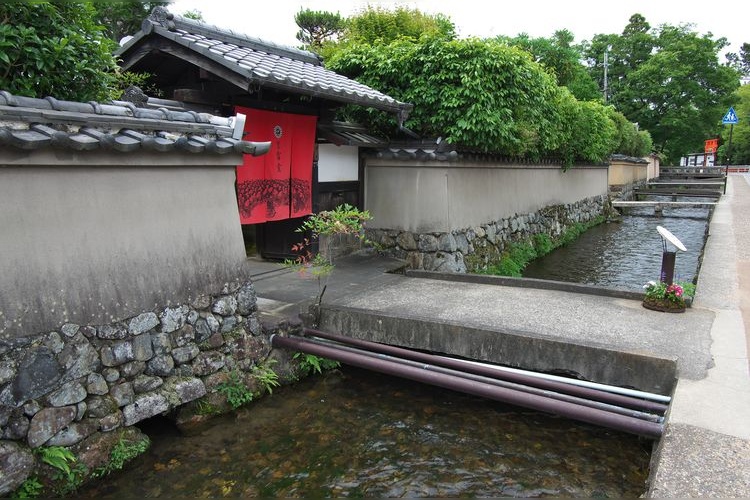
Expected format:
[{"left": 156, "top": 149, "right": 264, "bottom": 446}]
[
  {"left": 524, "top": 201, "right": 709, "bottom": 290},
  {"left": 76, "top": 368, "right": 651, "bottom": 498}
]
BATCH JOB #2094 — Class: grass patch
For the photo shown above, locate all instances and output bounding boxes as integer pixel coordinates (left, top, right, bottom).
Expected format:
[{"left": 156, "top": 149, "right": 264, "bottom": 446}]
[{"left": 479, "top": 215, "right": 605, "bottom": 277}]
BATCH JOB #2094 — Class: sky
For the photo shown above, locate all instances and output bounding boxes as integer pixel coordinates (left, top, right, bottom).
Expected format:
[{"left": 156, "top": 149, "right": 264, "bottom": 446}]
[{"left": 168, "top": 0, "right": 746, "bottom": 57}]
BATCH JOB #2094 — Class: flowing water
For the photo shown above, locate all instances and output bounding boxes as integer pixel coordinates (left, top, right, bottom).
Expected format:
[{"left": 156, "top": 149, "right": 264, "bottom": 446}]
[
  {"left": 76, "top": 367, "right": 651, "bottom": 498},
  {"left": 523, "top": 201, "right": 711, "bottom": 290},
  {"left": 76, "top": 203, "right": 708, "bottom": 498}
]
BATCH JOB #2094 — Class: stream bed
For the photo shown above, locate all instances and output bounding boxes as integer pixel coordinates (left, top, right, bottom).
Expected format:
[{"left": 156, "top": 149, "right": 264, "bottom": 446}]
[{"left": 76, "top": 367, "right": 652, "bottom": 498}]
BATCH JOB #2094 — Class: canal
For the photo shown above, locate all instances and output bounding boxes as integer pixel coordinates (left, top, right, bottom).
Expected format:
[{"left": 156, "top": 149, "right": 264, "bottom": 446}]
[
  {"left": 523, "top": 200, "right": 711, "bottom": 290},
  {"left": 76, "top": 367, "right": 652, "bottom": 498},
  {"left": 75, "top": 201, "right": 711, "bottom": 498}
]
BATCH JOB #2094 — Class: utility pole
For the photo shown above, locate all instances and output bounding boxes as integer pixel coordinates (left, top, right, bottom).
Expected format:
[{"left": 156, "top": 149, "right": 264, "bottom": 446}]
[{"left": 603, "top": 49, "right": 608, "bottom": 103}]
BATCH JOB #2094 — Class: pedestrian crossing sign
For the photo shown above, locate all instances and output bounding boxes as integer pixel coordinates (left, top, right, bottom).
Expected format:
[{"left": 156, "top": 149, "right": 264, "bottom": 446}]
[{"left": 722, "top": 107, "right": 739, "bottom": 124}]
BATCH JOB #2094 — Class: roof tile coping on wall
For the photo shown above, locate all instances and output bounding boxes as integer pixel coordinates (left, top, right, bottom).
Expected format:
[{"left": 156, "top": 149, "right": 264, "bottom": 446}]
[
  {"left": 0, "top": 90, "right": 270, "bottom": 156},
  {"left": 609, "top": 154, "right": 649, "bottom": 164},
  {"left": 116, "top": 7, "right": 413, "bottom": 116}
]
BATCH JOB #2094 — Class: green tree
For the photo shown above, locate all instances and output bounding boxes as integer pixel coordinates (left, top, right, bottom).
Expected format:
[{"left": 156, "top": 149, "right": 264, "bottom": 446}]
[
  {"left": 294, "top": 9, "right": 345, "bottom": 51},
  {"left": 327, "top": 35, "right": 621, "bottom": 164},
  {"left": 618, "top": 25, "right": 739, "bottom": 162},
  {"left": 606, "top": 107, "right": 653, "bottom": 157},
  {"left": 502, "top": 30, "right": 600, "bottom": 101},
  {"left": 0, "top": 1, "right": 118, "bottom": 101},
  {"left": 92, "top": 1, "right": 170, "bottom": 44},
  {"left": 554, "top": 89, "right": 619, "bottom": 165},
  {"left": 343, "top": 6, "right": 455, "bottom": 45},
  {"left": 327, "top": 37, "right": 558, "bottom": 157},
  {"left": 726, "top": 42, "right": 750, "bottom": 77},
  {"left": 584, "top": 14, "right": 740, "bottom": 163},
  {"left": 583, "top": 14, "right": 656, "bottom": 104},
  {"left": 718, "top": 84, "right": 750, "bottom": 164}
]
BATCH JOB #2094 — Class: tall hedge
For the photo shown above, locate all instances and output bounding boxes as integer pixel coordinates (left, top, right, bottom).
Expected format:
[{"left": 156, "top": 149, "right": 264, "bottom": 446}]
[
  {"left": 0, "top": 2, "right": 118, "bottom": 102},
  {"left": 327, "top": 36, "right": 626, "bottom": 164}
]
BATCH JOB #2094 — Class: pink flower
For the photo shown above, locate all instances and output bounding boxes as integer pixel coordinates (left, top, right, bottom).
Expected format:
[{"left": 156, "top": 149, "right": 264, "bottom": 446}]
[{"left": 667, "top": 284, "right": 683, "bottom": 297}]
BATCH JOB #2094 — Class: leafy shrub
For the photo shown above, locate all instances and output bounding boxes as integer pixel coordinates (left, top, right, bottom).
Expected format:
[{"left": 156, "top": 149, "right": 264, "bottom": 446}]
[
  {"left": 217, "top": 370, "right": 254, "bottom": 409},
  {"left": 0, "top": 2, "right": 118, "bottom": 101},
  {"left": 327, "top": 36, "right": 629, "bottom": 164},
  {"left": 284, "top": 204, "right": 372, "bottom": 307}
]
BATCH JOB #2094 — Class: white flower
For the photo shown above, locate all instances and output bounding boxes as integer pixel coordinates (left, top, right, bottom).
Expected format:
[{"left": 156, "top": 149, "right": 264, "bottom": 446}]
[{"left": 643, "top": 280, "right": 657, "bottom": 289}]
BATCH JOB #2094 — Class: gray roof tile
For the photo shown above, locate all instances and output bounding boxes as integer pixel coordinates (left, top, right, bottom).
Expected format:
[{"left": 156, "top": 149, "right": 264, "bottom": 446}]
[
  {"left": 117, "top": 7, "right": 411, "bottom": 114},
  {"left": 0, "top": 90, "right": 270, "bottom": 157}
]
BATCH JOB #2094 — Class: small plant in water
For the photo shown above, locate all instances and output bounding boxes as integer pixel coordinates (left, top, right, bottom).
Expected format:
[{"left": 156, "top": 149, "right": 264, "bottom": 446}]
[
  {"left": 252, "top": 359, "right": 281, "bottom": 395},
  {"left": 14, "top": 446, "right": 87, "bottom": 497},
  {"left": 293, "top": 352, "right": 341, "bottom": 376},
  {"left": 93, "top": 435, "right": 150, "bottom": 478},
  {"left": 217, "top": 369, "right": 254, "bottom": 409}
]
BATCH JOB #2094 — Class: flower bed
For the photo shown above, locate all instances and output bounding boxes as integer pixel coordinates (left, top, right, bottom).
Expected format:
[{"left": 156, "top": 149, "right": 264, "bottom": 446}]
[{"left": 642, "top": 281, "right": 691, "bottom": 313}]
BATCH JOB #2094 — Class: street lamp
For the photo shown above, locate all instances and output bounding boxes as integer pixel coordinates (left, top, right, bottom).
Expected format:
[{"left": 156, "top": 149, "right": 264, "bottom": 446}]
[{"left": 656, "top": 226, "right": 686, "bottom": 285}]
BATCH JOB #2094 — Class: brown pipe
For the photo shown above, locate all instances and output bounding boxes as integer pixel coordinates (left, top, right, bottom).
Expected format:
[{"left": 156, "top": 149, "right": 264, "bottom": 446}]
[
  {"left": 272, "top": 334, "right": 664, "bottom": 439},
  {"left": 300, "top": 336, "right": 663, "bottom": 423},
  {"left": 304, "top": 328, "right": 669, "bottom": 414}
]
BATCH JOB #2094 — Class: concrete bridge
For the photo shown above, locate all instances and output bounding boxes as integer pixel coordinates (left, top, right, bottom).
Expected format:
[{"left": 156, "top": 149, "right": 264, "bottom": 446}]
[{"left": 251, "top": 174, "right": 750, "bottom": 497}]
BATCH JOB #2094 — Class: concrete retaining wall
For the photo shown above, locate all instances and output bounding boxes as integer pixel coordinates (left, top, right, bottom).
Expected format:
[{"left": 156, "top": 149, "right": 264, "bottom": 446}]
[{"left": 319, "top": 304, "right": 677, "bottom": 395}]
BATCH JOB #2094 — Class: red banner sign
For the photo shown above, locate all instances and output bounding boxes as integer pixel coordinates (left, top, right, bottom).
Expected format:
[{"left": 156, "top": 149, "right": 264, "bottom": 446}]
[{"left": 235, "top": 107, "right": 317, "bottom": 224}]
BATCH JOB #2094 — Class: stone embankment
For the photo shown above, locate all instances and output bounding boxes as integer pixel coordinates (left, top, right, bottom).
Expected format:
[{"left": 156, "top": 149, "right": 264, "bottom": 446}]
[
  {"left": 367, "top": 195, "right": 610, "bottom": 272},
  {"left": 0, "top": 281, "right": 299, "bottom": 495}
]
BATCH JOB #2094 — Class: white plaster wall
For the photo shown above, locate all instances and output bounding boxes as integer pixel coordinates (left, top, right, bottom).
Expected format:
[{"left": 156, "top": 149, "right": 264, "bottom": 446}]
[
  {"left": 318, "top": 143, "right": 359, "bottom": 182},
  {"left": 609, "top": 161, "right": 648, "bottom": 186},
  {"left": 0, "top": 150, "right": 250, "bottom": 339},
  {"left": 364, "top": 160, "right": 608, "bottom": 233}
]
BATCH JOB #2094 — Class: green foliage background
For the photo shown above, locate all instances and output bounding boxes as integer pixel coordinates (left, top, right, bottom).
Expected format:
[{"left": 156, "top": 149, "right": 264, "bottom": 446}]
[
  {"left": 327, "top": 35, "right": 629, "bottom": 164},
  {"left": 718, "top": 84, "right": 750, "bottom": 165},
  {"left": 310, "top": 7, "right": 743, "bottom": 166},
  {"left": 584, "top": 14, "right": 741, "bottom": 164},
  {"left": 0, "top": 1, "right": 119, "bottom": 102}
]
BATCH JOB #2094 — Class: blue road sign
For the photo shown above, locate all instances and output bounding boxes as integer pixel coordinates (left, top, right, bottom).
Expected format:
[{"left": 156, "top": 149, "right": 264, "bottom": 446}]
[{"left": 722, "top": 107, "right": 739, "bottom": 124}]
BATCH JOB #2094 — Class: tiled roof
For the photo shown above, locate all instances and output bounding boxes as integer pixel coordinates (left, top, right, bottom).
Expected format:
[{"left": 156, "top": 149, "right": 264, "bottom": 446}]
[
  {"left": 610, "top": 154, "right": 649, "bottom": 164},
  {"left": 0, "top": 90, "right": 270, "bottom": 156},
  {"left": 117, "top": 7, "right": 412, "bottom": 115},
  {"left": 317, "top": 122, "right": 388, "bottom": 147}
]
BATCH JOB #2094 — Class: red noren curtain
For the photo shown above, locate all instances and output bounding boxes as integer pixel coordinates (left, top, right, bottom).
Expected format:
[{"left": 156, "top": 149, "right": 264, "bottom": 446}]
[{"left": 235, "top": 107, "right": 317, "bottom": 224}]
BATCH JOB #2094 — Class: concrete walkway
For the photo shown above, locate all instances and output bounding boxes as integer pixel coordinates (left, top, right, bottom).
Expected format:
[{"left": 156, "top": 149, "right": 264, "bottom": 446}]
[
  {"left": 647, "top": 174, "right": 750, "bottom": 497},
  {"left": 250, "top": 175, "right": 750, "bottom": 497}
]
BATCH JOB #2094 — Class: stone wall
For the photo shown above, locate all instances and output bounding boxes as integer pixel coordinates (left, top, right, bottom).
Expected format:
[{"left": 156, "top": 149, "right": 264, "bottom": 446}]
[
  {"left": 0, "top": 280, "right": 300, "bottom": 495},
  {"left": 367, "top": 195, "right": 609, "bottom": 272}
]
